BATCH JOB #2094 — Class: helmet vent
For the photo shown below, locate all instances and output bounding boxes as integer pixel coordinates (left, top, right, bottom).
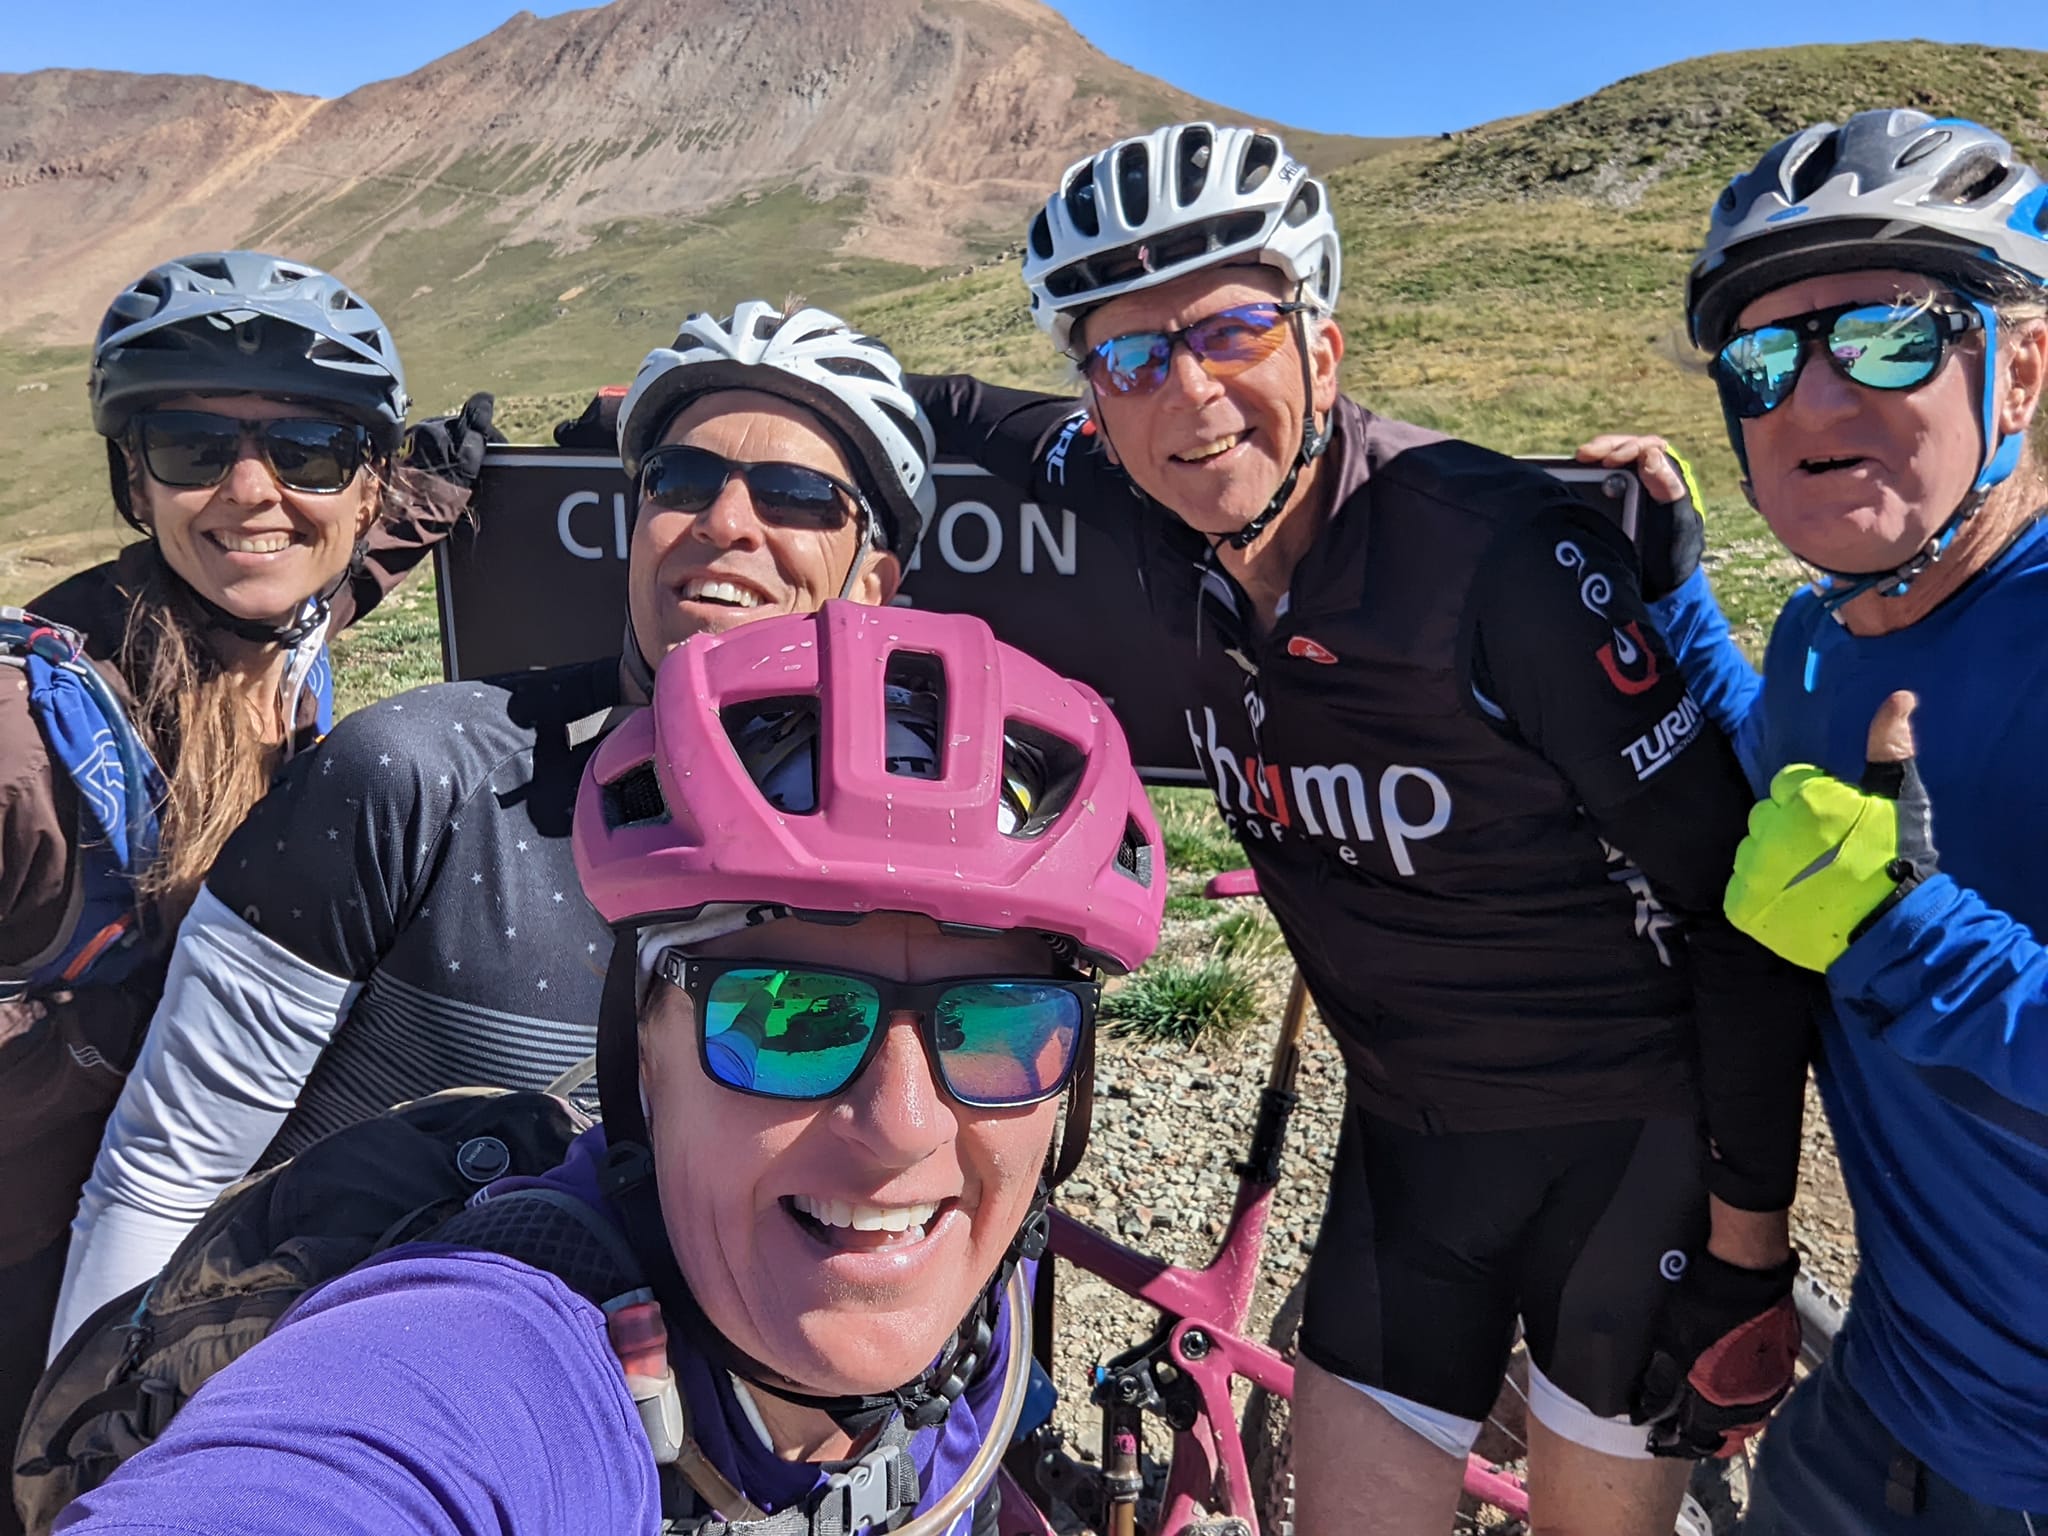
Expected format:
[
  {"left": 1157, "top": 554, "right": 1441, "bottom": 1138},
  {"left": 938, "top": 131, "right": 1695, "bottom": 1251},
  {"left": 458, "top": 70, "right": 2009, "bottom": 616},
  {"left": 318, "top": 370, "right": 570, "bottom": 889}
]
[
  {"left": 1029, "top": 210, "right": 1055, "bottom": 261},
  {"left": 1898, "top": 128, "right": 1953, "bottom": 169},
  {"left": 1114, "top": 816, "right": 1153, "bottom": 886},
  {"left": 1115, "top": 143, "right": 1151, "bottom": 227},
  {"left": 187, "top": 256, "right": 234, "bottom": 282},
  {"left": 1786, "top": 135, "right": 1841, "bottom": 203},
  {"left": 605, "top": 764, "right": 669, "bottom": 828},
  {"left": 1065, "top": 167, "right": 1101, "bottom": 238},
  {"left": 1283, "top": 182, "right": 1322, "bottom": 229},
  {"left": 1928, "top": 148, "right": 2013, "bottom": 207},
  {"left": 724, "top": 696, "right": 823, "bottom": 814},
  {"left": 1238, "top": 135, "right": 1279, "bottom": 195},
  {"left": 1175, "top": 126, "right": 1213, "bottom": 206},
  {"left": 883, "top": 651, "right": 947, "bottom": 780},
  {"left": 999, "top": 720, "right": 1085, "bottom": 838}
]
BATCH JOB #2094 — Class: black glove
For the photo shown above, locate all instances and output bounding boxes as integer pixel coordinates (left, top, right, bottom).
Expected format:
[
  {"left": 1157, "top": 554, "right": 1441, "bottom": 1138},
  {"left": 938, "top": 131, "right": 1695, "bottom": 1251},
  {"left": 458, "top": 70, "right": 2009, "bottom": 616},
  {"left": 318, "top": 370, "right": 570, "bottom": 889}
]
[
  {"left": 402, "top": 392, "right": 502, "bottom": 491},
  {"left": 554, "top": 386, "right": 629, "bottom": 449},
  {"left": 1634, "top": 1251, "right": 1800, "bottom": 1459},
  {"left": 1633, "top": 444, "right": 1706, "bottom": 602}
]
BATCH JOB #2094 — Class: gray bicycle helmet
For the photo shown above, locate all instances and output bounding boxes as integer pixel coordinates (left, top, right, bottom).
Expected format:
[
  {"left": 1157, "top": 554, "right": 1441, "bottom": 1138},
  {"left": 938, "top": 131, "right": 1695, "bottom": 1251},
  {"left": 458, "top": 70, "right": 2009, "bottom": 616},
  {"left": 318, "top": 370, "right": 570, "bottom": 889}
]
[
  {"left": 91, "top": 252, "right": 409, "bottom": 449},
  {"left": 617, "top": 302, "right": 936, "bottom": 564},
  {"left": 1688, "top": 110, "right": 2048, "bottom": 351}
]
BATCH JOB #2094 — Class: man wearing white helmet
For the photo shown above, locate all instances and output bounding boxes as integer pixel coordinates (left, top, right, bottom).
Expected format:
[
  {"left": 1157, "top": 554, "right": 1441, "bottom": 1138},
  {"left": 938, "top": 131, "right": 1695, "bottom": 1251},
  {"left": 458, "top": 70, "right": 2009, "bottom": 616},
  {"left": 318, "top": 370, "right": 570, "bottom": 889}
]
[
  {"left": 912, "top": 123, "right": 1817, "bottom": 1533},
  {"left": 47, "top": 304, "right": 938, "bottom": 1348}
]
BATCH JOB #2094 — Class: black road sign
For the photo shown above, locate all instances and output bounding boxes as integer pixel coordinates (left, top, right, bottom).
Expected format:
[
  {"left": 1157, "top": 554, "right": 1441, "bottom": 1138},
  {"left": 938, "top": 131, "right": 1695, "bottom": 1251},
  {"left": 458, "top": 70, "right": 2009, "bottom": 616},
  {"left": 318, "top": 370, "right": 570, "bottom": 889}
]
[{"left": 435, "top": 449, "right": 1645, "bottom": 784}]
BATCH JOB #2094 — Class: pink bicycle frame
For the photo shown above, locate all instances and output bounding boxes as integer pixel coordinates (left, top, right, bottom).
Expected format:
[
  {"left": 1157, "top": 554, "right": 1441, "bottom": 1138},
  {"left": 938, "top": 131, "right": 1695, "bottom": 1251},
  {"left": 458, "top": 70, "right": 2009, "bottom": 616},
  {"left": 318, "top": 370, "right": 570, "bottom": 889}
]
[{"left": 994, "top": 877, "right": 1531, "bottom": 1533}]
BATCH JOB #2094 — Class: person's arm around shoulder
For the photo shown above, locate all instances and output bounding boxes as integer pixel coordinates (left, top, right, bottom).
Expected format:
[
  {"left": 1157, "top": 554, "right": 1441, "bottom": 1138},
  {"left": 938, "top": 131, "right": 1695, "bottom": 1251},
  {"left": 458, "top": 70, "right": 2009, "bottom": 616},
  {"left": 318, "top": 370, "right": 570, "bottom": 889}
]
[
  {"left": 1577, "top": 434, "right": 1767, "bottom": 786},
  {"left": 907, "top": 373, "right": 1128, "bottom": 510},
  {"left": 1468, "top": 502, "right": 1813, "bottom": 1456},
  {"left": 53, "top": 1250, "right": 657, "bottom": 1536},
  {"left": 50, "top": 695, "right": 469, "bottom": 1350},
  {"left": 336, "top": 394, "right": 501, "bottom": 630}
]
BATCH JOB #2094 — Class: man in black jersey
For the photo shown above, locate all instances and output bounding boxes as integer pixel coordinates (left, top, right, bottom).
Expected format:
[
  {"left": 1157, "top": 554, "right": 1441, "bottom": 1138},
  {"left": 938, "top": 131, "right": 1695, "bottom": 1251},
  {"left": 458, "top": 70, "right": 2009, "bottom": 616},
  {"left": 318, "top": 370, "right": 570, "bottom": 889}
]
[
  {"left": 911, "top": 124, "right": 1816, "bottom": 1535},
  {"left": 47, "top": 303, "right": 942, "bottom": 1352}
]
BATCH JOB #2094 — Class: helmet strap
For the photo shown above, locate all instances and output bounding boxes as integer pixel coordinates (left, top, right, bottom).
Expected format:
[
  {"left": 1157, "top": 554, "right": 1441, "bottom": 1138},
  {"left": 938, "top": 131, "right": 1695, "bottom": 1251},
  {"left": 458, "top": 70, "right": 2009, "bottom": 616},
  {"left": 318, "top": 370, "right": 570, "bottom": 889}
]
[
  {"left": 1811, "top": 298, "right": 2016, "bottom": 614},
  {"left": 834, "top": 499, "right": 882, "bottom": 603},
  {"left": 592, "top": 940, "right": 1052, "bottom": 1440},
  {"left": 150, "top": 535, "right": 359, "bottom": 648},
  {"left": 108, "top": 439, "right": 149, "bottom": 535},
  {"left": 1219, "top": 305, "right": 1332, "bottom": 553}
]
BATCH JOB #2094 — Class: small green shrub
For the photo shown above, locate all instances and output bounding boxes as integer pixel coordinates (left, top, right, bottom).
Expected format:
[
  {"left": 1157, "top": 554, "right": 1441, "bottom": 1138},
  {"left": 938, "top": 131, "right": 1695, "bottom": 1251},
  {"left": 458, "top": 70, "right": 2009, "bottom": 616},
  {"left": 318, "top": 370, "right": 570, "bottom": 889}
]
[
  {"left": 1151, "top": 788, "right": 1240, "bottom": 878},
  {"left": 1214, "top": 907, "right": 1287, "bottom": 964},
  {"left": 1102, "top": 958, "right": 1261, "bottom": 1047}
]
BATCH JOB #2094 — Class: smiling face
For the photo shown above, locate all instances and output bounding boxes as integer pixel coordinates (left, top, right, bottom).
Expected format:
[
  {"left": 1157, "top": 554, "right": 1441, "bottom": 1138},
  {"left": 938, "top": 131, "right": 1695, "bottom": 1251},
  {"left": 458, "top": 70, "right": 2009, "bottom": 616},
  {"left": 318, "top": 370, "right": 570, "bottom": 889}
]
[
  {"left": 626, "top": 391, "right": 900, "bottom": 664},
  {"left": 1733, "top": 269, "right": 2003, "bottom": 573},
  {"left": 131, "top": 393, "right": 381, "bottom": 626},
  {"left": 1077, "top": 265, "right": 1342, "bottom": 539},
  {"left": 638, "top": 912, "right": 1063, "bottom": 1397}
]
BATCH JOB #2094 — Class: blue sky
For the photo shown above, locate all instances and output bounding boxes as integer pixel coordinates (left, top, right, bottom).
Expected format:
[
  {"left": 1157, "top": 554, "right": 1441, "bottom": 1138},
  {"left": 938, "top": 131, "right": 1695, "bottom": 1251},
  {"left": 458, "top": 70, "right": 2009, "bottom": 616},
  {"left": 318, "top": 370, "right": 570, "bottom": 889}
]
[{"left": 3, "top": 0, "right": 2036, "bottom": 137}]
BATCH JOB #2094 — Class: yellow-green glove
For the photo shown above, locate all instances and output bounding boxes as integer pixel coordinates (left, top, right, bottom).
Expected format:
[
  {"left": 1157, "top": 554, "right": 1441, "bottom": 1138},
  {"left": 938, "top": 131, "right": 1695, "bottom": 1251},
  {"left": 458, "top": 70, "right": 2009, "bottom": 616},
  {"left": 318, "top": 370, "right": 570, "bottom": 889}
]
[{"left": 1725, "top": 691, "right": 1937, "bottom": 972}]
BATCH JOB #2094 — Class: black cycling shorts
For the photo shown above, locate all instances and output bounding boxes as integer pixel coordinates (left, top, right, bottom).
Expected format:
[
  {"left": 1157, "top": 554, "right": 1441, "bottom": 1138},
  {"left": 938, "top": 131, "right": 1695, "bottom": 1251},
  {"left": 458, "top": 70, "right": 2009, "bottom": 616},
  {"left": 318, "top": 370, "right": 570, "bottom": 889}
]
[{"left": 1298, "top": 1098, "right": 1708, "bottom": 1423}]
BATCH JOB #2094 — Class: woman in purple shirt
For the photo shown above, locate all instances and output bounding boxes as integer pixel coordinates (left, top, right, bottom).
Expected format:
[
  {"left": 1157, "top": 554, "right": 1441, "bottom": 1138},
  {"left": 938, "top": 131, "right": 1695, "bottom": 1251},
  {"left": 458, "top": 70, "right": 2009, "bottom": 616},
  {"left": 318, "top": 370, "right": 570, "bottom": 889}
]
[{"left": 51, "top": 585, "right": 1165, "bottom": 1528}]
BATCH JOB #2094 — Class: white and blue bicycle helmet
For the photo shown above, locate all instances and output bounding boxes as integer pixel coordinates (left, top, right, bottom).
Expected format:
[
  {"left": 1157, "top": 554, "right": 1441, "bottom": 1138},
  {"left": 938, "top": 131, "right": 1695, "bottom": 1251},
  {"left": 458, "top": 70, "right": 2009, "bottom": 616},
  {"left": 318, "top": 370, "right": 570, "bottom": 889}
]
[{"left": 1688, "top": 111, "right": 2048, "bottom": 602}]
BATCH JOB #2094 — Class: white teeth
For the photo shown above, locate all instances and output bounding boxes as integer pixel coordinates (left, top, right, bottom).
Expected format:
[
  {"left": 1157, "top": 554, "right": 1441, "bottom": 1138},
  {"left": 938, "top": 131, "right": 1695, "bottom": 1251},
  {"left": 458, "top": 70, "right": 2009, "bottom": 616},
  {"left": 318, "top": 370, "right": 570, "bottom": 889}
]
[
  {"left": 792, "top": 1193, "right": 940, "bottom": 1233},
  {"left": 213, "top": 532, "right": 294, "bottom": 554},
  {"left": 684, "top": 578, "right": 762, "bottom": 607},
  {"left": 1177, "top": 434, "right": 1242, "bottom": 463}
]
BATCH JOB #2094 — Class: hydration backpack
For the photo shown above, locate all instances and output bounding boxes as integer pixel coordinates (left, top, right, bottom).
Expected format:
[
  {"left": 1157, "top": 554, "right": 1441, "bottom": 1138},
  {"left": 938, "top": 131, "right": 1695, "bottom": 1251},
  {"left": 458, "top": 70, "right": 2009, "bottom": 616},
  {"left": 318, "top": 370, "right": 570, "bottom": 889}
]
[
  {"left": 14, "top": 1089, "right": 937, "bottom": 1536},
  {"left": 0, "top": 609, "right": 166, "bottom": 1001}
]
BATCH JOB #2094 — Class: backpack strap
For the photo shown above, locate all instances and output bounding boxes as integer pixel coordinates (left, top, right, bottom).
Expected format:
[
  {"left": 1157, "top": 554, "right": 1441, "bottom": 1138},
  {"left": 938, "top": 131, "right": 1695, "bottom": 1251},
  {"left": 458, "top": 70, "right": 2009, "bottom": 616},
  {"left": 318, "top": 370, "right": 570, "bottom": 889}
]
[
  {"left": 431, "top": 1187, "right": 925, "bottom": 1536},
  {"left": 0, "top": 608, "right": 166, "bottom": 998}
]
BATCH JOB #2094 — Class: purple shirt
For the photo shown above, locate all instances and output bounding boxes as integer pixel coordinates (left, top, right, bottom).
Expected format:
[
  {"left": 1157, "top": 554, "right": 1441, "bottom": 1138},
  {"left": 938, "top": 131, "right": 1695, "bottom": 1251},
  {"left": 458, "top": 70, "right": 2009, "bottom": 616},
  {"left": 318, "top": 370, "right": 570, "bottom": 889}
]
[{"left": 55, "top": 1127, "right": 1018, "bottom": 1535}]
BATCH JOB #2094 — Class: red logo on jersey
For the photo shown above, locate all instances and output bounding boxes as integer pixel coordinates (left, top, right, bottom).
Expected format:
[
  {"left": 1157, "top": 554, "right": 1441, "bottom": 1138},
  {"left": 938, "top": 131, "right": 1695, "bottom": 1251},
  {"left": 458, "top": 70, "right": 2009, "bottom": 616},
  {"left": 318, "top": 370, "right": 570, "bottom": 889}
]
[
  {"left": 1287, "top": 636, "right": 1339, "bottom": 665},
  {"left": 1596, "top": 621, "right": 1660, "bottom": 695}
]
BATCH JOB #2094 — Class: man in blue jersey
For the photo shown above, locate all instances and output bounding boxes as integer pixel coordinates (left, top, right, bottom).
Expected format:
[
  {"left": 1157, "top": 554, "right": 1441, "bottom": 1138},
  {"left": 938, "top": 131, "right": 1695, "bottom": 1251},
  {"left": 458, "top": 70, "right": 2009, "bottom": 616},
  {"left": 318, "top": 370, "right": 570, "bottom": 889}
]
[{"left": 1598, "top": 110, "right": 2048, "bottom": 1532}]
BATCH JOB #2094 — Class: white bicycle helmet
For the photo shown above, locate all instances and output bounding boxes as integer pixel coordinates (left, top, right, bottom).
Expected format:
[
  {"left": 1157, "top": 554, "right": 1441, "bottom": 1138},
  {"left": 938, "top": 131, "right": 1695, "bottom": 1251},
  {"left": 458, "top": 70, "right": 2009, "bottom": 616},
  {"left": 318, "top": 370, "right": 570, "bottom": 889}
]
[
  {"left": 1022, "top": 123, "right": 1342, "bottom": 353},
  {"left": 90, "top": 252, "right": 408, "bottom": 448},
  {"left": 616, "top": 302, "right": 937, "bottom": 562},
  {"left": 1688, "top": 110, "right": 2048, "bottom": 351}
]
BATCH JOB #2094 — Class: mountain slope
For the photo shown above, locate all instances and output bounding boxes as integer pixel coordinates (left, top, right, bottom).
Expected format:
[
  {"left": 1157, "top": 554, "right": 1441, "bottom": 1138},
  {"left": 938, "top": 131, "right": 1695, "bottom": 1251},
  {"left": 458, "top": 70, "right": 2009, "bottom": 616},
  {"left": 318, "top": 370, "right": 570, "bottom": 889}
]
[
  {"left": 7, "top": 38, "right": 2046, "bottom": 604},
  {"left": 0, "top": 0, "right": 1391, "bottom": 345}
]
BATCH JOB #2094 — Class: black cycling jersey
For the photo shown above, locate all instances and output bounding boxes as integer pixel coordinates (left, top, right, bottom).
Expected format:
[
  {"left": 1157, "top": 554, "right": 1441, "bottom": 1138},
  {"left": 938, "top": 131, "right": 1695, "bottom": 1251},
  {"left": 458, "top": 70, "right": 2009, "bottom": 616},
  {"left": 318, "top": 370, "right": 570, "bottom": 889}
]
[{"left": 911, "top": 376, "right": 1814, "bottom": 1212}]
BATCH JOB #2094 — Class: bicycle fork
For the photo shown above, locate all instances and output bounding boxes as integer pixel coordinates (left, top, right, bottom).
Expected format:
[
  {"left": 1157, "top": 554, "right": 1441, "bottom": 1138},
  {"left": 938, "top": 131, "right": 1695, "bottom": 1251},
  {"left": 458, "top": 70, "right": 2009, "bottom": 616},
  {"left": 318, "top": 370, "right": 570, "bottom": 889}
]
[{"left": 1103, "top": 1400, "right": 1143, "bottom": 1536}]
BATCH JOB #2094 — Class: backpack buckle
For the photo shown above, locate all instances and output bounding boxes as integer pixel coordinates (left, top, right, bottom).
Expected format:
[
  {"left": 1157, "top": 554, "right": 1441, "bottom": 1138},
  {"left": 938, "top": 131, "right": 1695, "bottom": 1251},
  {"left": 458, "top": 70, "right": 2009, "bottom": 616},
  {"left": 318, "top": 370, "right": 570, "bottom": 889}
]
[{"left": 815, "top": 1442, "right": 915, "bottom": 1535}]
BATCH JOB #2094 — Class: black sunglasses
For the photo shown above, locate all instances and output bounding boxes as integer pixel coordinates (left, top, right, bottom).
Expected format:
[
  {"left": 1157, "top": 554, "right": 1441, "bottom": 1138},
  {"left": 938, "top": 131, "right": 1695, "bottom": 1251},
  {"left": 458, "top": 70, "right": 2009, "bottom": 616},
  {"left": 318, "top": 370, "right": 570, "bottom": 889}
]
[
  {"left": 656, "top": 952, "right": 1097, "bottom": 1110},
  {"left": 133, "top": 410, "right": 372, "bottom": 494},
  {"left": 639, "top": 444, "right": 866, "bottom": 531},
  {"left": 1713, "top": 300, "right": 1985, "bottom": 420}
]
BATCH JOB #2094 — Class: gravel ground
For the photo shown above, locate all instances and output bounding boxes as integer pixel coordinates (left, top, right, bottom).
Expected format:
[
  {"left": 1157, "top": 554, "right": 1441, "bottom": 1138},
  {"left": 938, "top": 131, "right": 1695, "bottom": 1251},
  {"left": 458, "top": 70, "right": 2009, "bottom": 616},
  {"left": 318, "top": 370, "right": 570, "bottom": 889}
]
[{"left": 1039, "top": 973, "right": 1858, "bottom": 1480}]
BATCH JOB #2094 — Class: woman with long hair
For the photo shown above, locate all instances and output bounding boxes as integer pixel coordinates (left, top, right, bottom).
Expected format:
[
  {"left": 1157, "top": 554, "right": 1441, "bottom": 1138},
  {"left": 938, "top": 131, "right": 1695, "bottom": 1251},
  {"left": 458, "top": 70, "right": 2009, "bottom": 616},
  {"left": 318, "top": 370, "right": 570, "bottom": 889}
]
[{"left": 0, "top": 250, "right": 482, "bottom": 1512}]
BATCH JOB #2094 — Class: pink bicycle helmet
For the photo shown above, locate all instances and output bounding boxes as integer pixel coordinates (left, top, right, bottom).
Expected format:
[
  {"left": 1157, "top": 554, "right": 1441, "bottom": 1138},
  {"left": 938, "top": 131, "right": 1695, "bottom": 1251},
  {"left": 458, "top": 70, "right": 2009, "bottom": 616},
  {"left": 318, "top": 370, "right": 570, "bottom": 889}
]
[
  {"left": 579, "top": 603, "right": 1163, "bottom": 1433},
  {"left": 575, "top": 600, "right": 1164, "bottom": 972}
]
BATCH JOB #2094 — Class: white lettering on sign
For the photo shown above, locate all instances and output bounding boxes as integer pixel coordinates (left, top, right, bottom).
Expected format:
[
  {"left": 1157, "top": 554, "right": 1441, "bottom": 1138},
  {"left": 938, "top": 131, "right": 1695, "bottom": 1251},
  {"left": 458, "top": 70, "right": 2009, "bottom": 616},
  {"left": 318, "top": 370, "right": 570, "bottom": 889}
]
[
  {"left": 1019, "top": 504, "right": 1077, "bottom": 576},
  {"left": 558, "top": 491, "right": 603, "bottom": 560},
  {"left": 937, "top": 501, "right": 1002, "bottom": 574},
  {"left": 557, "top": 491, "right": 633, "bottom": 560}
]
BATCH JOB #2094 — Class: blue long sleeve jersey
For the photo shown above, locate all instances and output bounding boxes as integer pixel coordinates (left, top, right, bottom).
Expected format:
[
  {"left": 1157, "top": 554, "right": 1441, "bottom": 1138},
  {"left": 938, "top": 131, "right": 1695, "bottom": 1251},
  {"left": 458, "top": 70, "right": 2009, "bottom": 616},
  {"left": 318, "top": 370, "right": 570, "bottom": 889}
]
[{"left": 1651, "top": 521, "right": 2048, "bottom": 1511}]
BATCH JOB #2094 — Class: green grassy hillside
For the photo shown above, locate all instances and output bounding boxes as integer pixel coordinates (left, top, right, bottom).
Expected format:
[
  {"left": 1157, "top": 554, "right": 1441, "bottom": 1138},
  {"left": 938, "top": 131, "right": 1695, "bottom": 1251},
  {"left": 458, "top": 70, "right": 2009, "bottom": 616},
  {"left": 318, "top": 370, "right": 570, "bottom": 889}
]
[{"left": 15, "top": 39, "right": 2046, "bottom": 638}]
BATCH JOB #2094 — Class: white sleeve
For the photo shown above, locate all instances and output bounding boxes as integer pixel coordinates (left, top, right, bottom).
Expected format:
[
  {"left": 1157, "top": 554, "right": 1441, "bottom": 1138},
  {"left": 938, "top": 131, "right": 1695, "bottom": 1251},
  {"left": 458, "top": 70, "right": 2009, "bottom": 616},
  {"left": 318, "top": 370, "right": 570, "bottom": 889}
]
[{"left": 48, "top": 884, "right": 360, "bottom": 1357}]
